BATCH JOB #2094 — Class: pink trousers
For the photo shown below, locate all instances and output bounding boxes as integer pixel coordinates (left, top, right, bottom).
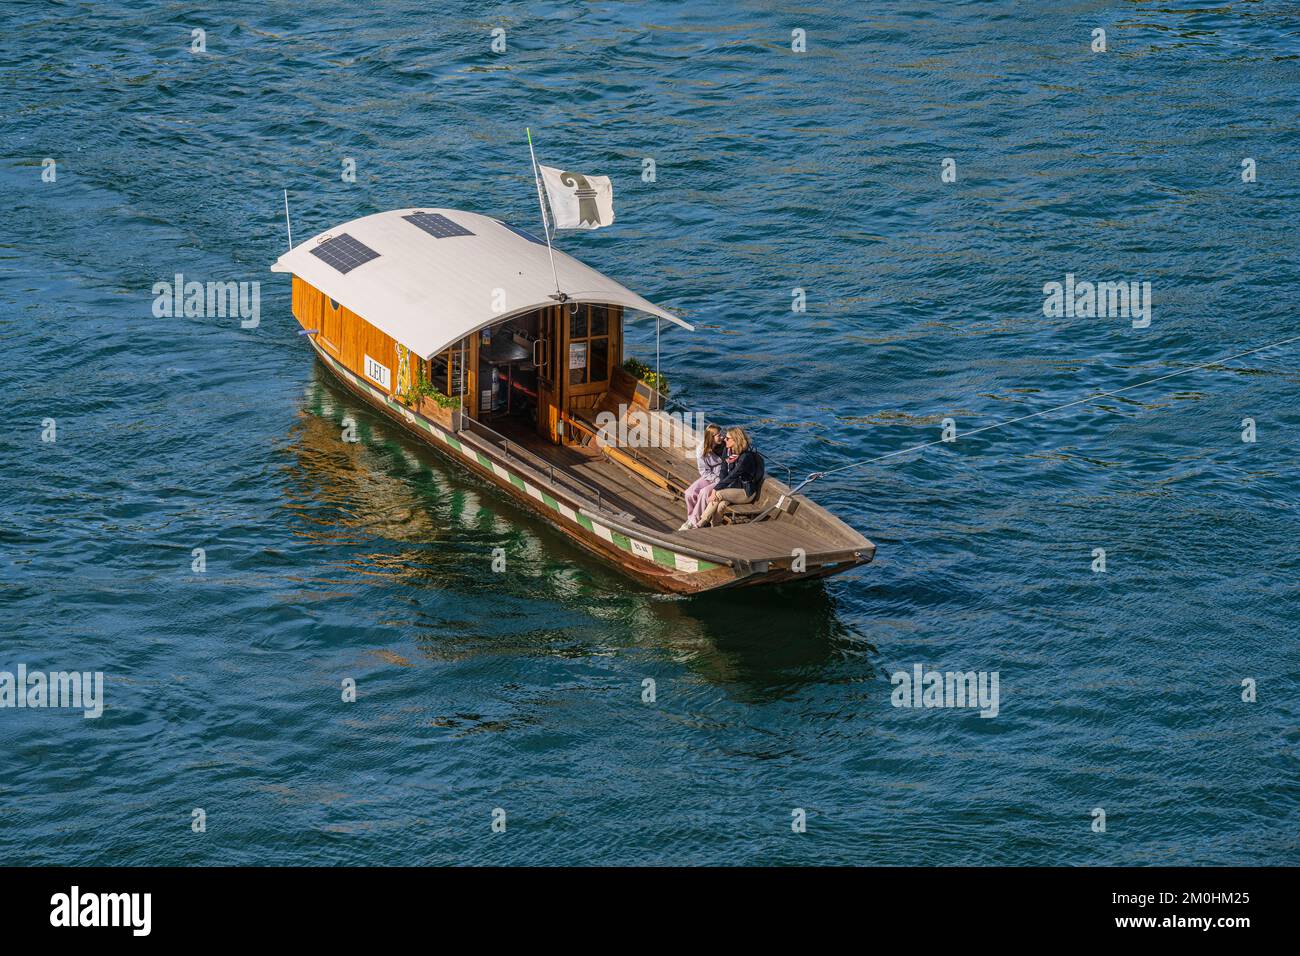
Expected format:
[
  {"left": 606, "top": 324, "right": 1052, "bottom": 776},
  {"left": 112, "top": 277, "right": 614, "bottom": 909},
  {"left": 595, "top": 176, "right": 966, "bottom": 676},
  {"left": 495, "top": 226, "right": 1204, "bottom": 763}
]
[{"left": 685, "top": 477, "right": 717, "bottom": 526}]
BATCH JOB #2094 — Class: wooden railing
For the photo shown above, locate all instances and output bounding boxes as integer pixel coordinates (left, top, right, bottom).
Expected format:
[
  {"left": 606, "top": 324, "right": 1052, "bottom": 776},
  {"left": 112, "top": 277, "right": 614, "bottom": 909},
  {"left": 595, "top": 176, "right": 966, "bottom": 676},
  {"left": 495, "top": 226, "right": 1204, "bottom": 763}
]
[
  {"left": 461, "top": 417, "right": 613, "bottom": 515},
  {"left": 559, "top": 411, "right": 685, "bottom": 495}
]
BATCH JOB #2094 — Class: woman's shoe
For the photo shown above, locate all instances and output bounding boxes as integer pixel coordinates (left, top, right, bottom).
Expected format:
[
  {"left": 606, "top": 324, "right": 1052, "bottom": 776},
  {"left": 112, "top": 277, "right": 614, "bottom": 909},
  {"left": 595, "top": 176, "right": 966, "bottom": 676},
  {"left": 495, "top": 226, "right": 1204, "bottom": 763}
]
[{"left": 677, "top": 521, "right": 693, "bottom": 532}]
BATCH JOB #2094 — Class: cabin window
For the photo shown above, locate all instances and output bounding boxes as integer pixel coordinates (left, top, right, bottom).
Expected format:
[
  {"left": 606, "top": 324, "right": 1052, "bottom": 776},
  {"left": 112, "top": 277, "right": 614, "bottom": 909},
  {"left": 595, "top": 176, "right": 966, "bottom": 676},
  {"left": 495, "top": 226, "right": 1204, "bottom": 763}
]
[
  {"left": 568, "top": 305, "right": 610, "bottom": 386},
  {"left": 430, "top": 344, "right": 468, "bottom": 397}
]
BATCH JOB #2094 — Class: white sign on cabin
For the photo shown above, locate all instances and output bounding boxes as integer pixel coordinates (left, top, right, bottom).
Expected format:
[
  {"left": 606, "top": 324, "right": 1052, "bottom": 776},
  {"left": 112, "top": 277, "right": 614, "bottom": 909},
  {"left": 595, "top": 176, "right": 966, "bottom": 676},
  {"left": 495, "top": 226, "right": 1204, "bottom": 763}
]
[
  {"left": 569, "top": 342, "right": 587, "bottom": 370},
  {"left": 364, "top": 354, "right": 391, "bottom": 389}
]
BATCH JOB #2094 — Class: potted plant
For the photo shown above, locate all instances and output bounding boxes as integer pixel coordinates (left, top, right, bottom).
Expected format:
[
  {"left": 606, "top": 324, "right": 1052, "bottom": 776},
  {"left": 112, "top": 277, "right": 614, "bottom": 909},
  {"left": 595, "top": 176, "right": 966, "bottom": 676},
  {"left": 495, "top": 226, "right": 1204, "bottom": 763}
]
[
  {"left": 405, "top": 369, "right": 462, "bottom": 430},
  {"left": 621, "top": 358, "right": 669, "bottom": 408}
]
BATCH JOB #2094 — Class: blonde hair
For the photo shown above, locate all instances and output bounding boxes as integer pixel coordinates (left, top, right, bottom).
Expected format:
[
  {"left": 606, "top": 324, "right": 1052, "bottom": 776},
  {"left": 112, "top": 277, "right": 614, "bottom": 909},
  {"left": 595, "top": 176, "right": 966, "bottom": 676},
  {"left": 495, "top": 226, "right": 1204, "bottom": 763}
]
[{"left": 726, "top": 426, "right": 750, "bottom": 454}]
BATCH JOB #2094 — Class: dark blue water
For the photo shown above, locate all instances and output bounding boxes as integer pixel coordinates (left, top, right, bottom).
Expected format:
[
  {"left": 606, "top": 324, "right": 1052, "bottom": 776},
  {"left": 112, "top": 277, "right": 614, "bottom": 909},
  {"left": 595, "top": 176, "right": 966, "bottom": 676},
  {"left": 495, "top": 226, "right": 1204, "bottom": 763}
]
[{"left": 2, "top": 1, "right": 1296, "bottom": 865}]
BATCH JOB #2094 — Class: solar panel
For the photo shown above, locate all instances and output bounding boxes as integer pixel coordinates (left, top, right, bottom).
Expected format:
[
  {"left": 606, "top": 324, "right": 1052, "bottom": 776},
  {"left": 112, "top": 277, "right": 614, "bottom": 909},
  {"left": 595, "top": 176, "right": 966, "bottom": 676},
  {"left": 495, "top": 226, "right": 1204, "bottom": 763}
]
[
  {"left": 403, "top": 212, "right": 474, "bottom": 239},
  {"left": 496, "top": 219, "right": 546, "bottom": 245},
  {"left": 309, "top": 233, "right": 380, "bottom": 274}
]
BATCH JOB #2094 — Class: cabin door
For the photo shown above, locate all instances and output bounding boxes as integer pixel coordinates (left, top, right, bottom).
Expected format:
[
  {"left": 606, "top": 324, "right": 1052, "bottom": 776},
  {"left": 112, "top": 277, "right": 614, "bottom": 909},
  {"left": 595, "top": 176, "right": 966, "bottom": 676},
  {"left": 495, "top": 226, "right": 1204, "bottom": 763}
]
[{"left": 535, "top": 305, "right": 564, "bottom": 443}]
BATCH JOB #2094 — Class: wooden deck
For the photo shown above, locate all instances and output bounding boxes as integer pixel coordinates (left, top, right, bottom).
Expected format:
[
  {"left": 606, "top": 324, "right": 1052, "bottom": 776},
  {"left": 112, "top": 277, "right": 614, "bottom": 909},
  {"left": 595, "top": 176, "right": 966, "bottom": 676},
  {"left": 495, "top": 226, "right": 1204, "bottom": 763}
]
[
  {"left": 479, "top": 417, "right": 687, "bottom": 532},
  {"left": 472, "top": 415, "right": 872, "bottom": 566},
  {"left": 679, "top": 521, "right": 863, "bottom": 563}
]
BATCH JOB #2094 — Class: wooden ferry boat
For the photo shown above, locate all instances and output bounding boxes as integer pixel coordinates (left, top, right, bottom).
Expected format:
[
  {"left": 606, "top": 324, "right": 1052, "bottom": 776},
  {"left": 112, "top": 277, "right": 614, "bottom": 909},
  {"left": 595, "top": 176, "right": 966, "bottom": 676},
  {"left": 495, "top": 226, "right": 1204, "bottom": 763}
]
[{"left": 271, "top": 207, "right": 874, "bottom": 593}]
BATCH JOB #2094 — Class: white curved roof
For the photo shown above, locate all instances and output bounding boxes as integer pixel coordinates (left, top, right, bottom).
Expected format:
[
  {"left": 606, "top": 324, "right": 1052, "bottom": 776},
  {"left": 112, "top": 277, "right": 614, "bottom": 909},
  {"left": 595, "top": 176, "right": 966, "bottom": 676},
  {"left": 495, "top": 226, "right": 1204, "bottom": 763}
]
[{"left": 270, "top": 207, "right": 690, "bottom": 359}]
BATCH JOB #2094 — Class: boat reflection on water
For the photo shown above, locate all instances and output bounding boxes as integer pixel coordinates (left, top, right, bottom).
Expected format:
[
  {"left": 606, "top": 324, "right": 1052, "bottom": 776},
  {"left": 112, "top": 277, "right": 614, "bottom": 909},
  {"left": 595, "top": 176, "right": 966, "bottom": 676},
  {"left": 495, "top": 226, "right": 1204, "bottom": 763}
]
[
  {"left": 641, "top": 585, "right": 877, "bottom": 696},
  {"left": 285, "top": 371, "right": 875, "bottom": 692},
  {"left": 286, "top": 374, "right": 518, "bottom": 567}
]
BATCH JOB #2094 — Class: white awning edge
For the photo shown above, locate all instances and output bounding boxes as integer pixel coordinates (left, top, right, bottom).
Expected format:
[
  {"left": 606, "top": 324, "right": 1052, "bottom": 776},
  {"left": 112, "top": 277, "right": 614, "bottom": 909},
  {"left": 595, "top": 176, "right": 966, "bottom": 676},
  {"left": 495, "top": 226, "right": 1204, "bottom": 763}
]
[{"left": 270, "top": 207, "right": 691, "bottom": 359}]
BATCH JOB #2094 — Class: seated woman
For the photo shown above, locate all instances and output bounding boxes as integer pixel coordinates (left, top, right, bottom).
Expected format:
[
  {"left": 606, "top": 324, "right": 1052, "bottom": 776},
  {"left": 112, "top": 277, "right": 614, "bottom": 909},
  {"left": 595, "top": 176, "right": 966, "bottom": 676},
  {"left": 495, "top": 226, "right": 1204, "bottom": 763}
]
[
  {"left": 679, "top": 424, "right": 726, "bottom": 531},
  {"left": 695, "top": 426, "right": 764, "bottom": 528}
]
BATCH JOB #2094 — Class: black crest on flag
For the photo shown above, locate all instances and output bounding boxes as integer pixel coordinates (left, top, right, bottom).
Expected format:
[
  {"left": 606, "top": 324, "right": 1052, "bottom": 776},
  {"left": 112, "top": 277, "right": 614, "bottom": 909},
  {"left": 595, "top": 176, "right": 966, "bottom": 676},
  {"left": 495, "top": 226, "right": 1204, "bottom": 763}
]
[{"left": 560, "top": 171, "right": 602, "bottom": 226}]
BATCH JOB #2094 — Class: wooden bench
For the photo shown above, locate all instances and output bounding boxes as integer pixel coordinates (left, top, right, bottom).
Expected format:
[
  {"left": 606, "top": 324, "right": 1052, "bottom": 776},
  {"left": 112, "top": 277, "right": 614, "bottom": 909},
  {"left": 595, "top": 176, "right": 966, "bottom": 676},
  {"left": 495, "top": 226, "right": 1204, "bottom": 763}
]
[{"left": 715, "top": 489, "right": 800, "bottom": 526}]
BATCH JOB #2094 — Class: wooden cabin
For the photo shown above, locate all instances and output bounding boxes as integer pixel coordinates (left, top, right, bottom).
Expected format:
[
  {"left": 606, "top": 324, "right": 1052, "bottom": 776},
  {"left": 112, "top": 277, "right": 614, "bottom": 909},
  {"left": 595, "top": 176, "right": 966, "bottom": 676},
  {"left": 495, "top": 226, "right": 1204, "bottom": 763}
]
[{"left": 272, "top": 208, "right": 873, "bottom": 593}]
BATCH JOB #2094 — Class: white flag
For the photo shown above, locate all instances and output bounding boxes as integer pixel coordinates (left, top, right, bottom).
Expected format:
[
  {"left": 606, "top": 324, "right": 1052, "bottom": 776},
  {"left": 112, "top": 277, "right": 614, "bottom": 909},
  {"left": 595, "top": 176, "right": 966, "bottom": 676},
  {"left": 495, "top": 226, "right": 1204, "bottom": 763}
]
[{"left": 538, "top": 164, "right": 615, "bottom": 230}]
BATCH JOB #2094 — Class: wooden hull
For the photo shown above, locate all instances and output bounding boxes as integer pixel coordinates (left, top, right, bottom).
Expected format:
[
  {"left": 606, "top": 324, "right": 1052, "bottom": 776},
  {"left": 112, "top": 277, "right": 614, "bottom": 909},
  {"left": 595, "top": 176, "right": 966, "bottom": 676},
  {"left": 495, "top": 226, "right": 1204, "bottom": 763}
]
[{"left": 308, "top": 341, "right": 869, "bottom": 594}]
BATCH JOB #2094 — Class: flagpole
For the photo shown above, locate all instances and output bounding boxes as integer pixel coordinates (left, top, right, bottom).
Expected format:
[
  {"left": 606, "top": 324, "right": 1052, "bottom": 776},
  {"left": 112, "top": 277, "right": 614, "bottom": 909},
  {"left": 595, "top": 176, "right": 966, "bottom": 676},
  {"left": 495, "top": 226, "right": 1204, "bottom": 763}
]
[{"left": 526, "top": 128, "right": 564, "bottom": 301}]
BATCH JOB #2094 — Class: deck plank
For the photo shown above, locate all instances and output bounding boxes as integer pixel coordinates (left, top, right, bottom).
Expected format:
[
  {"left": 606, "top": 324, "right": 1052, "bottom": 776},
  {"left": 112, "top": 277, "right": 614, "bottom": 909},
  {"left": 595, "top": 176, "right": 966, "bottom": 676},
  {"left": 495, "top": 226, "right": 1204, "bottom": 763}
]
[{"left": 481, "top": 417, "right": 685, "bottom": 531}]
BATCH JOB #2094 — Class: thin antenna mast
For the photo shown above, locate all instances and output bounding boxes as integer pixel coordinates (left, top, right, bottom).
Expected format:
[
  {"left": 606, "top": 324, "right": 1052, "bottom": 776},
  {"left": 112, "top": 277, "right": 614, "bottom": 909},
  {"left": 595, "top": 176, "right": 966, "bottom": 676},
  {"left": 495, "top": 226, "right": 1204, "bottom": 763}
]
[{"left": 283, "top": 189, "right": 293, "bottom": 251}]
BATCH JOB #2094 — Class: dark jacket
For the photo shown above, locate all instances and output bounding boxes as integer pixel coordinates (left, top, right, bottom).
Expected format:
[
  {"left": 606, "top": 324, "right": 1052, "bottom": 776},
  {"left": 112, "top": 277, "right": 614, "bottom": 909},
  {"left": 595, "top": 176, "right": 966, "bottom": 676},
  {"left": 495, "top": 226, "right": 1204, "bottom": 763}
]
[{"left": 715, "top": 448, "right": 765, "bottom": 500}]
